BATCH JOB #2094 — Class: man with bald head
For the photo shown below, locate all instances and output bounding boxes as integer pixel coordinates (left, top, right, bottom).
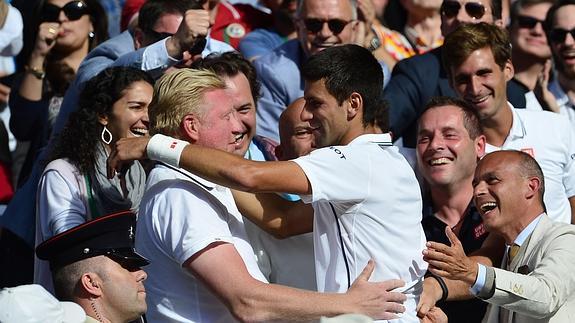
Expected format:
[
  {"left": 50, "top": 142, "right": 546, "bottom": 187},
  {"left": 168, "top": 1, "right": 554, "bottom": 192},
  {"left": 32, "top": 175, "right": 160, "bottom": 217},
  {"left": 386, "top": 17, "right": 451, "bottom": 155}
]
[
  {"left": 276, "top": 97, "right": 315, "bottom": 160},
  {"left": 424, "top": 150, "right": 575, "bottom": 322}
]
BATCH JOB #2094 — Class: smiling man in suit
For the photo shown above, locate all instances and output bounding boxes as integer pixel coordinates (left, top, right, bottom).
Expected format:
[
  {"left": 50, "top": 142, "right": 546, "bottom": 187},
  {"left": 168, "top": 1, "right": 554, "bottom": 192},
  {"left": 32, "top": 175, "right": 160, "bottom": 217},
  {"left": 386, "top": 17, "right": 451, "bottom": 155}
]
[{"left": 424, "top": 150, "right": 575, "bottom": 323}]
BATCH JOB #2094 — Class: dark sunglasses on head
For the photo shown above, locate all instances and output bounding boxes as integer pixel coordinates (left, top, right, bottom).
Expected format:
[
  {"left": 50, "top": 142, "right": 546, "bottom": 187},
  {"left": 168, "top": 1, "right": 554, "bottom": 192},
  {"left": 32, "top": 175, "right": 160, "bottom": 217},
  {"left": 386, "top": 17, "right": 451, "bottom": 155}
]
[
  {"left": 515, "top": 15, "right": 544, "bottom": 29},
  {"left": 303, "top": 18, "right": 352, "bottom": 34},
  {"left": 549, "top": 28, "right": 575, "bottom": 43},
  {"left": 441, "top": 1, "right": 486, "bottom": 20},
  {"left": 41, "top": 0, "right": 89, "bottom": 23}
]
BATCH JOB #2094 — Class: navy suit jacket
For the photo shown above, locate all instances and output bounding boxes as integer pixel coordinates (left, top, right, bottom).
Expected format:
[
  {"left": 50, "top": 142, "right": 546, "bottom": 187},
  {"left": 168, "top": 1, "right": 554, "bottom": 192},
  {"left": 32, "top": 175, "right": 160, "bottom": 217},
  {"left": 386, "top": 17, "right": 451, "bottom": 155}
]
[{"left": 384, "top": 46, "right": 526, "bottom": 148}]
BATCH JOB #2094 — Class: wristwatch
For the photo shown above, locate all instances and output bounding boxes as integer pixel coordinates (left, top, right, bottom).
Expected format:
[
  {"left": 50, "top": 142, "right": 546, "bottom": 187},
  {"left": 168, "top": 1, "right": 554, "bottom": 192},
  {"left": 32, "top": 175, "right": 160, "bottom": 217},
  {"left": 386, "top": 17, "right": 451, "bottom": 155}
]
[
  {"left": 25, "top": 65, "right": 45, "bottom": 80},
  {"left": 367, "top": 36, "right": 381, "bottom": 52}
]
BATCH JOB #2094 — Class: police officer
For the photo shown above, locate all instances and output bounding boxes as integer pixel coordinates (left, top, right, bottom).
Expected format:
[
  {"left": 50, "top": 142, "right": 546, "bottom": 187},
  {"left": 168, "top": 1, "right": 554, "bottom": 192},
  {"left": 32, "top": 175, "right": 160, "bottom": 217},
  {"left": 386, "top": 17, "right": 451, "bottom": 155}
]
[{"left": 36, "top": 211, "right": 149, "bottom": 323}]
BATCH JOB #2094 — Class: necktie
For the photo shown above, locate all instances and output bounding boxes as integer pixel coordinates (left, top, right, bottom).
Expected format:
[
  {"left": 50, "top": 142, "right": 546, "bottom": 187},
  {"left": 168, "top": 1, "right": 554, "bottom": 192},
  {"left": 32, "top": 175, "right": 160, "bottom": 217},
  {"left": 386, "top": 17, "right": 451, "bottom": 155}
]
[{"left": 508, "top": 243, "right": 520, "bottom": 268}]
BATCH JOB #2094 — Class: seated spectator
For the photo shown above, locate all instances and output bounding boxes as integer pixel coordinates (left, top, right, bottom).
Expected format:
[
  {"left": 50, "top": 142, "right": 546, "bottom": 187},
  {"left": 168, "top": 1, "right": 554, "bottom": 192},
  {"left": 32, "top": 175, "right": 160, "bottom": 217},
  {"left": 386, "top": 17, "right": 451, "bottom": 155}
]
[
  {"left": 9, "top": 0, "right": 108, "bottom": 186},
  {"left": 399, "top": 0, "right": 443, "bottom": 55},
  {"left": 238, "top": 0, "right": 297, "bottom": 61},
  {"left": 0, "top": 0, "right": 234, "bottom": 252},
  {"left": 36, "top": 211, "right": 149, "bottom": 323},
  {"left": 34, "top": 66, "right": 153, "bottom": 292},
  {"left": 545, "top": 0, "right": 575, "bottom": 121},
  {"left": 508, "top": 0, "right": 557, "bottom": 111},
  {"left": 253, "top": 0, "right": 391, "bottom": 142},
  {"left": 384, "top": 0, "right": 525, "bottom": 149}
]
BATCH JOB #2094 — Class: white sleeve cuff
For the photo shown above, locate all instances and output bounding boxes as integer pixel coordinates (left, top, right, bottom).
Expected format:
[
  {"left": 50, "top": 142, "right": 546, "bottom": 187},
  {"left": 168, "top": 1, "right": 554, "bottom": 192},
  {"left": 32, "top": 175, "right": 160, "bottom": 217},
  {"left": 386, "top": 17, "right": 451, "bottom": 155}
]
[
  {"left": 147, "top": 134, "right": 189, "bottom": 168},
  {"left": 470, "top": 263, "right": 486, "bottom": 295}
]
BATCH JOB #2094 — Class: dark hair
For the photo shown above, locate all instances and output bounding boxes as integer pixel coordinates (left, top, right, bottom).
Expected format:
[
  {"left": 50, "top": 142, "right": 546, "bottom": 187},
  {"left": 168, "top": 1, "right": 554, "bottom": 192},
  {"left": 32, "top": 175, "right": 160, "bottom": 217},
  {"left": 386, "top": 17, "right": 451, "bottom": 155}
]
[
  {"left": 48, "top": 67, "right": 154, "bottom": 173},
  {"left": 301, "top": 44, "right": 389, "bottom": 132},
  {"left": 544, "top": 0, "right": 575, "bottom": 33},
  {"left": 490, "top": 0, "right": 503, "bottom": 20},
  {"left": 138, "top": 0, "right": 204, "bottom": 38},
  {"left": 191, "top": 51, "right": 261, "bottom": 104},
  {"left": 442, "top": 23, "right": 511, "bottom": 78},
  {"left": 422, "top": 96, "right": 484, "bottom": 139},
  {"left": 510, "top": 0, "right": 555, "bottom": 25},
  {"left": 19, "top": 0, "right": 109, "bottom": 95}
]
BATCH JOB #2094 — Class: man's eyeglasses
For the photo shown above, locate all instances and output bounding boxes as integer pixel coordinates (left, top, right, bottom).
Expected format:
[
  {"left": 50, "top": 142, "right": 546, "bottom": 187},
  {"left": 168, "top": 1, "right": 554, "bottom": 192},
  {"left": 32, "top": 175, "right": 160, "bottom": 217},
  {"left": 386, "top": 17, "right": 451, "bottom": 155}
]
[
  {"left": 41, "top": 1, "right": 89, "bottom": 23},
  {"left": 549, "top": 28, "right": 575, "bottom": 43},
  {"left": 146, "top": 30, "right": 174, "bottom": 43},
  {"left": 440, "top": 1, "right": 486, "bottom": 20},
  {"left": 515, "top": 15, "right": 544, "bottom": 29},
  {"left": 303, "top": 18, "right": 353, "bottom": 34}
]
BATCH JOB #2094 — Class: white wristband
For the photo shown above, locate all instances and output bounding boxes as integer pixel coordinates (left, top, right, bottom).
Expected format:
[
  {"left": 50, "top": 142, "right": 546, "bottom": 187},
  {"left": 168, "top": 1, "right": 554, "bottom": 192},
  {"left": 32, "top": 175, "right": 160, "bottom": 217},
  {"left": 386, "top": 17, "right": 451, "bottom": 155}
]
[{"left": 147, "top": 134, "right": 189, "bottom": 168}]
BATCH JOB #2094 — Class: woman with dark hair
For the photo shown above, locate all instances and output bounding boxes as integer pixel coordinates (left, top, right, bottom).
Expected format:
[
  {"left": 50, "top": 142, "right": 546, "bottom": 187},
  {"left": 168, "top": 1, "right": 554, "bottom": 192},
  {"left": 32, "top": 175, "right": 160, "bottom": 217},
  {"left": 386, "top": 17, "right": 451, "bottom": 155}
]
[
  {"left": 9, "top": 0, "right": 108, "bottom": 185},
  {"left": 34, "top": 66, "right": 153, "bottom": 290}
]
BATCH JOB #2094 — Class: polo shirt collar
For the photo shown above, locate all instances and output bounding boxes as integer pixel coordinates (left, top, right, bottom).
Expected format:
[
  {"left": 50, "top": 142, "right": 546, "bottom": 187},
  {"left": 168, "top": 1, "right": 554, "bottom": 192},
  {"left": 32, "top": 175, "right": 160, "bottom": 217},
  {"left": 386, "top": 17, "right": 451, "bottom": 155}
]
[
  {"left": 506, "top": 102, "right": 527, "bottom": 142},
  {"left": 348, "top": 133, "right": 392, "bottom": 146},
  {"left": 160, "top": 162, "right": 216, "bottom": 191}
]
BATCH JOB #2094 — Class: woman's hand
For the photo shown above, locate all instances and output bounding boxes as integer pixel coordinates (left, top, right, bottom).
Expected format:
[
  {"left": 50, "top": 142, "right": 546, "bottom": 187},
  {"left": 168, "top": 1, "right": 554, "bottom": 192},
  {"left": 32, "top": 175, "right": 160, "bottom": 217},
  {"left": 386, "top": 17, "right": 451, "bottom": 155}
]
[{"left": 32, "top": 22, "right": 60, "bottom": 58}]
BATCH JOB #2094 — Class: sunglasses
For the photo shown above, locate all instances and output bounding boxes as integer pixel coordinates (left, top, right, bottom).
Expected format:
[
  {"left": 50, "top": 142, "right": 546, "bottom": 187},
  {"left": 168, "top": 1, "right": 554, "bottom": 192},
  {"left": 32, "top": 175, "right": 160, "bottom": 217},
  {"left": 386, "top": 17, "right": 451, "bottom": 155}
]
[
  {"left": 41, "top": 1, "right": 89, "bottom": 23},
  {"left": 303, "top": 18, "right": 352, "bottom": 34},
  {"left": 549, "top": 28, "right": 575, "bottom": 43},
  {"left": 441, "top": 1, "right": 486, "bottom": 20},
  {"left": 146, "top": 30, "right": 174, "bottom": 43},
  {"left": 515, "top": 15, "right": 544, "bottom": 29}
]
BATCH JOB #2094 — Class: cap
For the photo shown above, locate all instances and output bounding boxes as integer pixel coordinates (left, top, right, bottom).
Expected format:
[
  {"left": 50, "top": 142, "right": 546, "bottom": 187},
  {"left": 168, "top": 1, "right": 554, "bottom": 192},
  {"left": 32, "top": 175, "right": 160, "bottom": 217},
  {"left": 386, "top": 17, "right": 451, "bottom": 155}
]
[
  {"left": 36, "top": 210, "right": 149, "bottom": 270},
  {"left": 0, "top": 284, "right": 86, "bottom": 323}
]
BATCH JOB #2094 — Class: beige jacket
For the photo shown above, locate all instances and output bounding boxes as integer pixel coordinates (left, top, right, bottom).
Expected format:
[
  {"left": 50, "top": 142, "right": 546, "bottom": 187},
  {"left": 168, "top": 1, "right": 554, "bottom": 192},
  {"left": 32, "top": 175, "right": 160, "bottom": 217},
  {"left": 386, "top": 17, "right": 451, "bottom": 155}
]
[{"left": 480, "top": 215, "right": 575, "bottom": 323}]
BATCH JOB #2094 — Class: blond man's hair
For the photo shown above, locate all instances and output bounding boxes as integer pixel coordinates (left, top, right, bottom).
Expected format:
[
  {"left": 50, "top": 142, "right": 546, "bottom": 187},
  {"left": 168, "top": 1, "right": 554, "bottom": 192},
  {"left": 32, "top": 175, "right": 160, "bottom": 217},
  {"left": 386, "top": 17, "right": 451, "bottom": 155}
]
[{"left": 150, "top": 69, "right": 227, "bottom": 137}]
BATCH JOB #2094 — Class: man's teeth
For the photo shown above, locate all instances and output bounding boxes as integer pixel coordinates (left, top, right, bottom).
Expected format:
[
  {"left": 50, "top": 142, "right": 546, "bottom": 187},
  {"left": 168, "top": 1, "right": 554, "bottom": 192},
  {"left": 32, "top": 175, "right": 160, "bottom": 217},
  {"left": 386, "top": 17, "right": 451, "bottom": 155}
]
[
  {"left": 429, "top": 158, "right": 450, "bottom": 165},
  {"left": 131, "top": 128, "right": 148, "bottom": 136},
  {"left": 471, "top": 95, "right": 489, "bottom": 104},
  {"left": 480, "top": 202, "right": 497, "bottom": 213},
  {"left": 234, "top": 133, "right": 245, "bottom": 143}
]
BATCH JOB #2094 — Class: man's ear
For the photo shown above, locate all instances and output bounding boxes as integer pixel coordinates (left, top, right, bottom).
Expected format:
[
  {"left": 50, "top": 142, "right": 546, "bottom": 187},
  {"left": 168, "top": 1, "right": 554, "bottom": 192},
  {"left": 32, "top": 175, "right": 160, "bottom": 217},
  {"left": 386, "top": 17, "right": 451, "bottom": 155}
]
[
  {"left": 80, "top": 272, "right": 103, "bottom": 297},
  {"left": 134, "top": 27, "right": 145, "bottom": 50},
  {"left": 525, "top": 176, "right": 542, "bottom": 200},
  {"left": 347, "top": 92, "right": 362, "bottom": 120},
  {"left": 181, "top": 114, "right": 200, "bottom": 142},
  {"left": 475, "top": 135, "right": 487, "bottom": 159},
  {"left": 504, "top": 59, "right": 514, "bottom": 82}
]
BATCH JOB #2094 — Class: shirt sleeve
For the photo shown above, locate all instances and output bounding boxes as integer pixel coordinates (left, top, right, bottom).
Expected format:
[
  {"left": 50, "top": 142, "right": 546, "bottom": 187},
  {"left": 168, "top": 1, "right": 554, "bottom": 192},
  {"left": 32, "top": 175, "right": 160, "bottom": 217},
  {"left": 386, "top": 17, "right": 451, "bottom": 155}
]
[
  {"left": 470, "top": 263, "right": 487, "bottom": 295},
  {"left": 37, "top": 169, "right": 87, "bottom": 240},
  {"left": 292, "top": 146, "right": 369, "bottom": 203},
  {"left": 152, "top": 183, "right": 236, "bottom": 266}
]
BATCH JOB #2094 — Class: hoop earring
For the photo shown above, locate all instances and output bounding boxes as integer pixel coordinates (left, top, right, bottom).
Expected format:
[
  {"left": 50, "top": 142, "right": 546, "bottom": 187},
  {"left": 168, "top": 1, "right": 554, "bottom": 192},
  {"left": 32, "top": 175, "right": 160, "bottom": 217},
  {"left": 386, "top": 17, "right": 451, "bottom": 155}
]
[
  {"left": 89, "top": 31, "right": 95, "bottom": 39},
  {"left": 101, "top": 126, "right": 112, "bottom": 145}
]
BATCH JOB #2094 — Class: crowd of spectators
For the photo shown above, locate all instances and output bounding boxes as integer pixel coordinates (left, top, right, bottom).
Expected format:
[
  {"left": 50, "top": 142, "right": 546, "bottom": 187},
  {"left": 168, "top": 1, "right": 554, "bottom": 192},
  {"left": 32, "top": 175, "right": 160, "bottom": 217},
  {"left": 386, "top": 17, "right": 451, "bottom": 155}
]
[{"left": 0, "top": 0, "right": 574, "bottom": 322}]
